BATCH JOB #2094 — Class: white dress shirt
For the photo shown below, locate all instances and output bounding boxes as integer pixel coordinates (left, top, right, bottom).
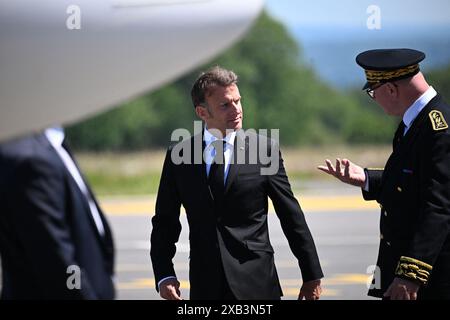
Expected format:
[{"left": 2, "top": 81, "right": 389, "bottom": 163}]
[
  {"left": 203, "top": 127, "right": 236, "bottom": 182},
  {"left": 44, "top": 127, "right": 105, "bottom": 236}
]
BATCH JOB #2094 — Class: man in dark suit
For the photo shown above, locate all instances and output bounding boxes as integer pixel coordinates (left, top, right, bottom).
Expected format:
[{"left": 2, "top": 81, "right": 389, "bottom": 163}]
[
  {"left": 151, "top": 66, "right": 323, "bottom": 300},
  {"left": 319, "top": 48, "right": 450, "bottom": 300},
  {"left": 0, "top": 127, "right": 115, "bottom": 299}
]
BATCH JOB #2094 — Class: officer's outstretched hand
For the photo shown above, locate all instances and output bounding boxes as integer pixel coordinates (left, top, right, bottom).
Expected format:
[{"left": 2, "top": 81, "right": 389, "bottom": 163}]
[
  {"left": 318, "top": 158, "right": 366, "bottom": 188},
  {"left": 384, "top": 277, "right": 420, "bottom": 300},
  {"left": 159, "top": 278, "right": 183, "bottom": 300},
  {"left": 298, "top": 279, "right": 322, "bottom": 300}
]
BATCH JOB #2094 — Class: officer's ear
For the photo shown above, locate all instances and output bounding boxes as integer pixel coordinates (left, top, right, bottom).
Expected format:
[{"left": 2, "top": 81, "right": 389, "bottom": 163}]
[{"left": 386, "top": 82, "right": 399, "bottom": 98}]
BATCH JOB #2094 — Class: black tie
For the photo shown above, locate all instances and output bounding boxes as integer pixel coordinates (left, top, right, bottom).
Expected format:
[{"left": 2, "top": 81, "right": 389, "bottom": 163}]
[
  {"left": 208, "top": 140, "right": 226, "bottom": 201},
  {"left": 393, "top": 121, "right": 406, "bottom": 150}
]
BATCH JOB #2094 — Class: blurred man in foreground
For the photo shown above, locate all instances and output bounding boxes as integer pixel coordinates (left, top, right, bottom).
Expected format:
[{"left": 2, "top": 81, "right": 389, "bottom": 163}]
[{"left": 0, "top": 127, "right": 115, "bottom": 299}]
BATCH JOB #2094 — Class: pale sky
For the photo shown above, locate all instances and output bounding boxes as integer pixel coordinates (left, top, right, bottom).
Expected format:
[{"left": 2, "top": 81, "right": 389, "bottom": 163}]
[{"left": 265, "top": 0, "right": 450, "bottom": 28}]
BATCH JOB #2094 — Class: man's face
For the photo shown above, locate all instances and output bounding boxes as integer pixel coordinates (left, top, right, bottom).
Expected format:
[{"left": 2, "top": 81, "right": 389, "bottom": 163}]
[
  {"left": 197, "top": 84, "right": 243, "bottom": 137},
  {"left": 371, "top": 83, "right": 402, "bottom": 116}
]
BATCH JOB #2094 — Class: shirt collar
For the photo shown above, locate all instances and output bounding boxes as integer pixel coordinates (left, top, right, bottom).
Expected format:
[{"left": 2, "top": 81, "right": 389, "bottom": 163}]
[
  {"left": 403, "top": 86, "right": 437, "bottom": 129},
  {"left": 44, "top": 126, "right": 65, "bottom": 149},
  {"left": 203, "top": 126, "right": 236, "bottom": 148}
]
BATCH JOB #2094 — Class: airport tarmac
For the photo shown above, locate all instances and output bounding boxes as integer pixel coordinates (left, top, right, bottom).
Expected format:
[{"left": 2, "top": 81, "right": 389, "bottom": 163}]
[
  {"left": 0, "top": 180, "right": 382, "bottom": 300},
  {"left": 108, "top": 181, "right": 381, "bottom": 300}
]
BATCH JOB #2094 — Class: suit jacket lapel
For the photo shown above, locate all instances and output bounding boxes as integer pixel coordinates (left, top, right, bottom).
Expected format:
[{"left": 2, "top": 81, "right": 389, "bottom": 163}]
[
  {"left": 390, "top": 94, "right": 440, "bottom": 161},
  {"left": 83, "top": 177, "right": 114, "bottom": 249},
  {"left": 63, "top": 148, "right": 109, "bottom": 243},
  {"left": 400, "top": 94, "right": 442, "bottom": 151},
  {"left": 381, "top": 94, "right": 441, "bottom": 187},
  {"left": 39, "top": 133, "right": 109, "bottom": 244}
]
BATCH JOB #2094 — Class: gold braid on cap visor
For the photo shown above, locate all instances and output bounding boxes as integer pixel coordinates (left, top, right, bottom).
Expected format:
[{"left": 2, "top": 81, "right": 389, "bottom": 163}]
[{"left": 365, "top": 64, "right": 419, "bottom": 84}]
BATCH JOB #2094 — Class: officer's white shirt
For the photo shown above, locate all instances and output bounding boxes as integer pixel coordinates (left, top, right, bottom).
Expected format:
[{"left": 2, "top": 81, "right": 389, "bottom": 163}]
[
  {"left": 402, "top": 86, "right": 437, "bottom": 134},
  {"left": 44, "top": 126, "right": 105, "bottom": 236},
  {"left": 363, "top": 86, "right": 438, "bottom": 191}
]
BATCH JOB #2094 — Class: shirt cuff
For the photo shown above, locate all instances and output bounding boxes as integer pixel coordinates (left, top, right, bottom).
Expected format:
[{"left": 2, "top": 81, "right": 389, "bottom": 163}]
[{"left": 158, "top": 276, "right": 177, "bottom": 290}]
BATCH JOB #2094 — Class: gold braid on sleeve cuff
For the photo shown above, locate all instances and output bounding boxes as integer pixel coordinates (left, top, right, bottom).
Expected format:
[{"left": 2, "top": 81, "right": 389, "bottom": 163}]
[{"left": 395, "top": 256, "right": 433, "bottom": 285}]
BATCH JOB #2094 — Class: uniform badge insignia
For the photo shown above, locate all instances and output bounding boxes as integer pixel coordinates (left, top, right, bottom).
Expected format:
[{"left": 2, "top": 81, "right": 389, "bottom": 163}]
[{"left": 429, "top": 110, "right": 448, "bottom": 131}]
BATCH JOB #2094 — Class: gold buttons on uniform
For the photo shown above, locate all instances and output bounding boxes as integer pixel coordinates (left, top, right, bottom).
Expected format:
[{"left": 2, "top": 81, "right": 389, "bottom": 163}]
[
  {"left": 397, "top": 187, "right": 402, "bottom": 192},
  {"left": 384, "top": 211, "right": 388, "bottom": 217},
  {"left": 380, "top": 234, "right": 390, "bottom": 245}
]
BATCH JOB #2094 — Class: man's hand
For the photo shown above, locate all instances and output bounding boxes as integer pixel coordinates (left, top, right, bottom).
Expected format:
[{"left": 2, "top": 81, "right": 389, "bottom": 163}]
[
  {"left": 318, "top": 158, "right": 366, "bottom": 187},
  {"left": 298, "top": 279, "right": 322, "bottom": 300},
  {"left": 384, "top": 277, "right": 420, "bottom": 300},
  {"left": 159, "top": 278, "right": 182, "bottom": 300}
]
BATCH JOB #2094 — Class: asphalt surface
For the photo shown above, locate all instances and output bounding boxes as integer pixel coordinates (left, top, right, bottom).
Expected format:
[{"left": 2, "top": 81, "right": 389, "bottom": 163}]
[
  {"left": 0, "top": 181, "right": 382, "bottom": 300},
  {"left": 110, "top": 181, "right": 381, "bottom": 300}
]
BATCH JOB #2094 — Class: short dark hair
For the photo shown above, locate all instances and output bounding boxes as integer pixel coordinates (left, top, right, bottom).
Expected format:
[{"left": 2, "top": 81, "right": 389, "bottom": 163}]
[{"left": 191, "top": 66, "right": 238, "bottom": 108}]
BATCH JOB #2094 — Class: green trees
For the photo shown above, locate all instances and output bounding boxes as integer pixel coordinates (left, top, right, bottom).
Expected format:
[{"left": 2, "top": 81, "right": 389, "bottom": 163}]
[
  {"left": 427, "top": 64, "right": 450, "bottom": 99},
  {"left": 68, "top": 12, "right": 450, "bottom": 150}
]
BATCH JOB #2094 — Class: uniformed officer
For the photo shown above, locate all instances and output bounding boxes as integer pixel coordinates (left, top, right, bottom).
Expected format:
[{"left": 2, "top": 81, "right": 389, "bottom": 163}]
[{"left": 318, "top": 48, "right": 450, "bottom": 300}]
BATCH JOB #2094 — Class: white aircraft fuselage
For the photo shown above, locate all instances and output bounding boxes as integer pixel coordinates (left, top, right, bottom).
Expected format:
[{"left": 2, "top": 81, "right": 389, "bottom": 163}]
[{"left": 0, "top": 0, "right": 263, "bottom": 142}]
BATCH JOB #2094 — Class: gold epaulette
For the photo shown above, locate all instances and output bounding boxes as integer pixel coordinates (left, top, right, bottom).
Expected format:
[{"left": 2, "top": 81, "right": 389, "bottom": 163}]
[
  {"left": 429, "top": 110, "right": 448, "bottom": 131},
  {"left": 395, "top": 256, "right": 432, "bottom": 285},
  {"left": 366, "top": 168, "right": 384, "bottom": 171}
]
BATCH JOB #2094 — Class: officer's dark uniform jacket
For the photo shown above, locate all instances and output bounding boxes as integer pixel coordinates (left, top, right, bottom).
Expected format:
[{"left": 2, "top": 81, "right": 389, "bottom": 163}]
[{"left": 363, "top": 93, "right": 450, "bottom": 299}]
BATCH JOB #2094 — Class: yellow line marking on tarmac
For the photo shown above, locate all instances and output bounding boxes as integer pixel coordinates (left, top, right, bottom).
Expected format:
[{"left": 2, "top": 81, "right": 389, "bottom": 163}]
[
  {"left": 117, "top": 278, "right": 189, "bottom": 290},
  {"left": 101, "top": 195, "right": 378, "bottom": 216},
  {"left": 116, "top": 273, "right": 369, "bottom": 298},
  {"left": 280, "top": 274, "right": 369, "bottom": 286},
  {"left": 323, "top": 273, "right": 370, "bottom": 286}
]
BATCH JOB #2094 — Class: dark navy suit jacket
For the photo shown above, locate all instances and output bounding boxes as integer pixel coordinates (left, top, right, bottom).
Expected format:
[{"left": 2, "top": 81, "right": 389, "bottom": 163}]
[
  {"left": 151, "top": 131, "right": 323, "bottom": 299},
  {"left": 0, "top": 133, "right": 115, "bottom": 299}
]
